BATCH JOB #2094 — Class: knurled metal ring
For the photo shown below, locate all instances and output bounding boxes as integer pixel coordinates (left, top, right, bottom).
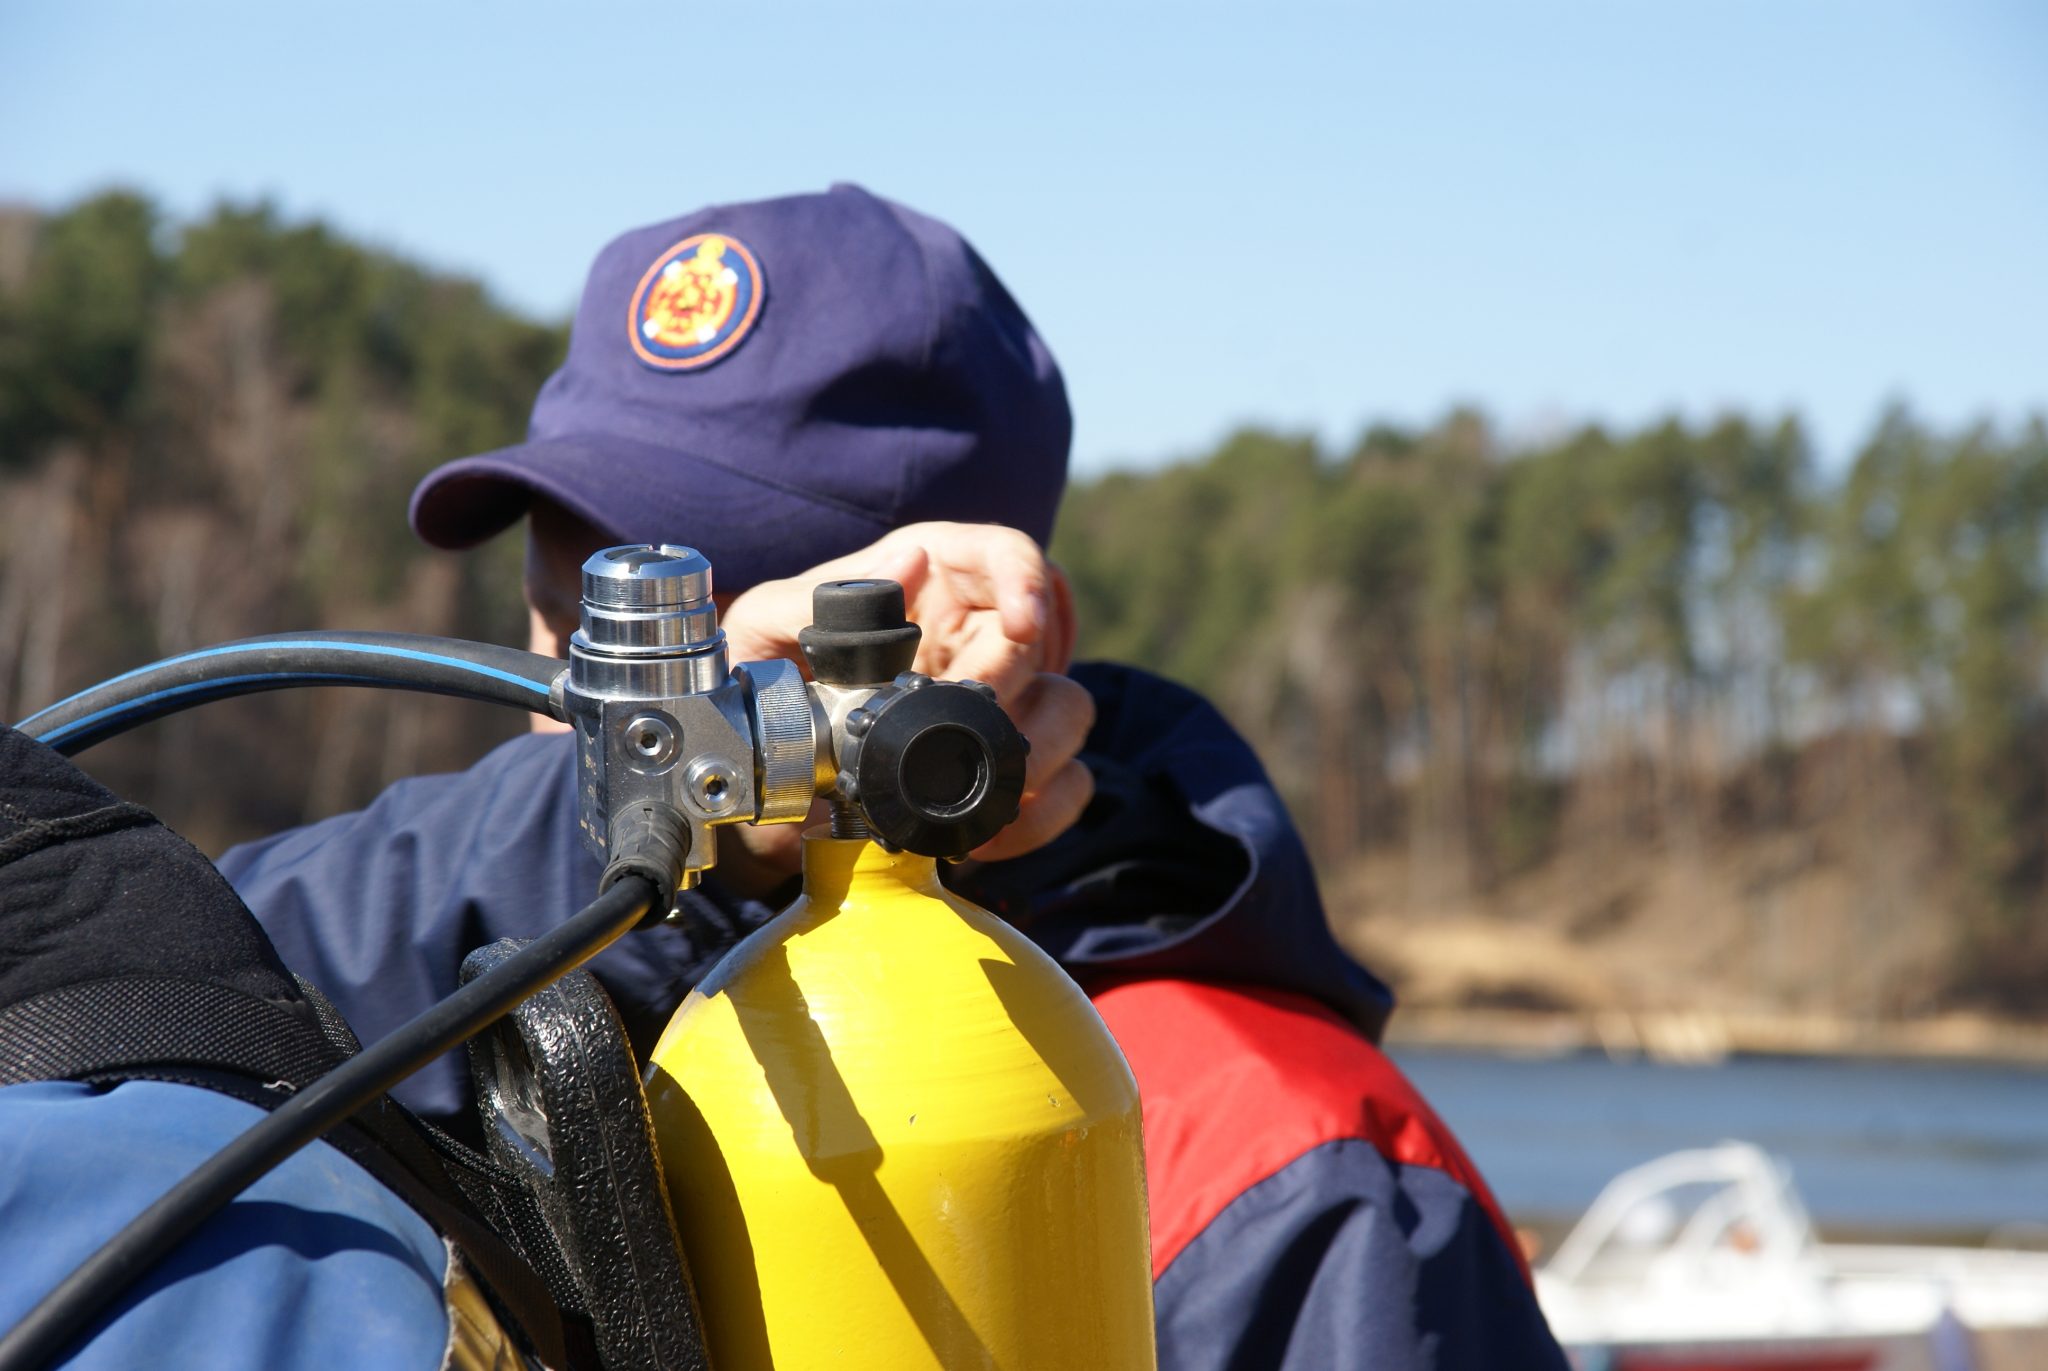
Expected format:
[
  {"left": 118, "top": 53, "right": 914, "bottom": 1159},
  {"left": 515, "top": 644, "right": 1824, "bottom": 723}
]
[{"left": 737, "top": 658, "right": 817, "bottom": 823}]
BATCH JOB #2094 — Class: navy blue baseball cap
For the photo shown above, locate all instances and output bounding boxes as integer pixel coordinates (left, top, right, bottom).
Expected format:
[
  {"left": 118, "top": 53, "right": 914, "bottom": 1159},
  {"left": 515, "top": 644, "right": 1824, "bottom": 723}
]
[{"left": 409, "top": 184, "right": 1071, "bottom": 592}]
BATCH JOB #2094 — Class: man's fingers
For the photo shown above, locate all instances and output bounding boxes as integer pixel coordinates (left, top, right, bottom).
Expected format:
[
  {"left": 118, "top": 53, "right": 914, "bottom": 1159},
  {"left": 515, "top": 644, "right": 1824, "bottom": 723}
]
[
  {"left": 863, "top": 543, "right": 929, "bottom": 599},
  {"left": 1010, "top": 673, "right": 1095, "bottom": 794},
  {"left": 1044, "top": 563, "right": 1078, "bottom": 675},
  {"left": 722, "top": 522, "right": 1057, "bottom": 696},
  {"left": 930, "top": 627, "right": 1039, "bottom": 701},
  {"left": 985, "top": 532, "right": 1050, "bottom": 646},
  {"left": 970, "top": 758, "right": 1094, "bottom": 863},
  {"left": 912, "top": 523, "right": 1049, "bottom": 646},
  {"left": 962, "top": 672, "right": 1093, "bottom": 861},
  {"left": 718, "top": 575, "right": 811, "bottom": 665}
]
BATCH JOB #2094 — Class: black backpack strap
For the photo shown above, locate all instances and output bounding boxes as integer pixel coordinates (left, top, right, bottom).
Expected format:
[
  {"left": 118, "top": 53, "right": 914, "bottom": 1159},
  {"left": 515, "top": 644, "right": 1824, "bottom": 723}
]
[
  {"left": 320, "top": 1105, "right": 595, "bottom": 1371},
  {"left": 0, "top": 974, "right": 343, "bottom": 1092},
  {"left": 293, "top": 973, "right": 366, "bottom": 1056}
]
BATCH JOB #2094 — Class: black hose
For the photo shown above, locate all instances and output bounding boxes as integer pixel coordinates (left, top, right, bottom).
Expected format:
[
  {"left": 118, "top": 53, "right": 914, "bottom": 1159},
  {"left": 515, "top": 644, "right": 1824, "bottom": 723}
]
[
  {"left": 16, "top": 631, "right": 567, "bottom": 755},
  {"left": 0, "top": 873, "right": 659, "bottom": 1371}
]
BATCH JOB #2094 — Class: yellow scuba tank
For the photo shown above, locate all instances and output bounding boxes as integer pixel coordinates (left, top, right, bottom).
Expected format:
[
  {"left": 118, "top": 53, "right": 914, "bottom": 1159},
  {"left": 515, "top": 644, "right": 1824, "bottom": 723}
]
[{"left": 643, "top": 833, "right": 1157, "bottom": 1370}]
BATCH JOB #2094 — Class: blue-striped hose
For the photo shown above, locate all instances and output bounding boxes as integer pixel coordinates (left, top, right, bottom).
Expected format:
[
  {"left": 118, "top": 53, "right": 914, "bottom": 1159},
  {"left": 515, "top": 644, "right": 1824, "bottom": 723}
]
[{"left": 16, "top": 631, "right": 568, "bottom": 755}]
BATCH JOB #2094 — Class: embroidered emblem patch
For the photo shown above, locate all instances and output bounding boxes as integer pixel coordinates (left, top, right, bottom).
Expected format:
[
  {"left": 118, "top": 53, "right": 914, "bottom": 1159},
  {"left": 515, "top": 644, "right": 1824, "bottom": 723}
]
[{"left": 627, "top": 233, "right": 763, "bottom": 371}]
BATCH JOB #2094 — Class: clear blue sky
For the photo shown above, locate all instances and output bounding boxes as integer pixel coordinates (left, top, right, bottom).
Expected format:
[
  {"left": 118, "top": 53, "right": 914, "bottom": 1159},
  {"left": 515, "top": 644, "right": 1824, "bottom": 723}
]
[{"left": 2, "top": 2, "right": 2042, "bottom": 474}]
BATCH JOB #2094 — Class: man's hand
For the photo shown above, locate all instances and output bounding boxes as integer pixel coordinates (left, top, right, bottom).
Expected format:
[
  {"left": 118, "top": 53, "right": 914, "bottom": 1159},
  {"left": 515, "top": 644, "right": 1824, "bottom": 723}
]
[{"left": 721, "top": 522, "right": 1092, "bottom": 864}]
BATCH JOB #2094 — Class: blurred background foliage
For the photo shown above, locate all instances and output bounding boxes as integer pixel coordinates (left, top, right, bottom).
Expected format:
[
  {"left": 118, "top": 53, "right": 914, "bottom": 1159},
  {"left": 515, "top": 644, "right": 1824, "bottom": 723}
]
[
  {"left": 0, "top": 190, "right": 559, "bottom": 850},
  {"left": 5, "top": 192, "right": 2047, "bottom": 1020},
  {"left": 1055, "top": 406, "right": 2048, "bottom": 1020}
]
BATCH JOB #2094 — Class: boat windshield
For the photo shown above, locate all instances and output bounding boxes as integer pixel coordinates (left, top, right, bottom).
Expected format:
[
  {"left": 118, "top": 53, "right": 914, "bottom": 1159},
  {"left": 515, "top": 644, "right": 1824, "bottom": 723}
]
[{"left": 1544, "top": 1142, "right": 1817, "bottom": 1287}]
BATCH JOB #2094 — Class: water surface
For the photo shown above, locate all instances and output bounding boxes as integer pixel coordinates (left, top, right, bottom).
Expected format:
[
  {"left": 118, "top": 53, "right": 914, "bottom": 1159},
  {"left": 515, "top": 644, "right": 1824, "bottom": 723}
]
[{"left": 1388, "top": 1047, "right": 2048, "bottom": 1234}]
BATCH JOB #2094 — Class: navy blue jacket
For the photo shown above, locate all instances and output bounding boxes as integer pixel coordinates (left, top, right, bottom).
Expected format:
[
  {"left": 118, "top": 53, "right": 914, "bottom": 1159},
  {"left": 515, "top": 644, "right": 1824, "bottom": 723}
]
[{"left": 223, "top": 662, "right": 1565, "bottom": 1369}]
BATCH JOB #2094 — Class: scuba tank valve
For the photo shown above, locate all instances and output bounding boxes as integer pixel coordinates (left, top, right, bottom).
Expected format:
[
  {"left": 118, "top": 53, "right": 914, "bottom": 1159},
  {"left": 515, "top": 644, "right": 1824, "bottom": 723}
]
[{"left": 560, "top": 551, "right": 1032, "bottom": 913}]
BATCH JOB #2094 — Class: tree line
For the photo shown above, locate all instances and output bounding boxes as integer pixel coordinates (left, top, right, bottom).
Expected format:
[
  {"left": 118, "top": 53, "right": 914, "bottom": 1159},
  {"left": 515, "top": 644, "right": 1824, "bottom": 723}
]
[
  {"left": 3, "top": 192, "right": 2044, "bottom": 1013},
  {"left": 0, "top": 191, "right": 559, "bottom": 844},
  {"left": 1053, "top": 409, "right": 2048, "bottom": 1011}
]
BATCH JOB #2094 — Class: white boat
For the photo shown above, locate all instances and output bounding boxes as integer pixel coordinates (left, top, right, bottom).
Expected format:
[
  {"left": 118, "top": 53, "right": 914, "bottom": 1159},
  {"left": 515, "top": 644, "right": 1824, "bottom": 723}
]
[{"left": 1535, "top": 1142, "right": 2048, "bottom": 1371}]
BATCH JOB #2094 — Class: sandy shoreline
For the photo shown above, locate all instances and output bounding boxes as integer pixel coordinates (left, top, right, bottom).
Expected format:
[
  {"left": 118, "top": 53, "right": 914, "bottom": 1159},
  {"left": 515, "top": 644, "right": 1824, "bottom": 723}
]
[{"left": 1382, "top": 1005, "right": 2048, "bottom": 1067}]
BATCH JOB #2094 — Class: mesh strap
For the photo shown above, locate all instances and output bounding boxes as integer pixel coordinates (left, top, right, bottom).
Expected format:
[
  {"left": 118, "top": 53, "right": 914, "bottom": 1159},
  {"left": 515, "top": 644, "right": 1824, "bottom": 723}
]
[{"left": 0, "top": 975, "right": 339, "bottom": 1090}]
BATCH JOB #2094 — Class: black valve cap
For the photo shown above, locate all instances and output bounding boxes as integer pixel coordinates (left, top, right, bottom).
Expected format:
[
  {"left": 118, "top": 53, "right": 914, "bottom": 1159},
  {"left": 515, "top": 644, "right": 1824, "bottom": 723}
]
[
  {"left": 852, "top": 679, "right": 1028, "bottom": 859},
  {"left": 799, "top": 580, "right": 923, "bottom": 686}
]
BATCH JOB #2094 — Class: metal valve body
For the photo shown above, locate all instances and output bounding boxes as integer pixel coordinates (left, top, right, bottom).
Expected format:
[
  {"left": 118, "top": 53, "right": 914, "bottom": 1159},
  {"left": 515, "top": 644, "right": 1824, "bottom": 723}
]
[
  {"left": 564, "top": 545, "right": 814, "bottom": 900},
  {"left": 561, "top": 548, "right": 1028, "bottom": 907}
]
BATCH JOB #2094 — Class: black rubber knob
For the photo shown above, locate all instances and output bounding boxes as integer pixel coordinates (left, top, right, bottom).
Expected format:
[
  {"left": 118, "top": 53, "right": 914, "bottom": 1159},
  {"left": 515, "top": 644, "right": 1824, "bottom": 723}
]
[
  {"left": 799, "top": 580, "right": 922, "bottom": 686},
  {"left": 848, "top": 679, "right": 1028, "bottom": 859}
]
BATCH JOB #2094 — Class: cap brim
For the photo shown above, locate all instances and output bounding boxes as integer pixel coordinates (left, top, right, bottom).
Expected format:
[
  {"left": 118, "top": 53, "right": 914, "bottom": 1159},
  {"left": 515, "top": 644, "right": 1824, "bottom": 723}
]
[{"left": 409, "top": 434, "right": 893, "bottom": 593}]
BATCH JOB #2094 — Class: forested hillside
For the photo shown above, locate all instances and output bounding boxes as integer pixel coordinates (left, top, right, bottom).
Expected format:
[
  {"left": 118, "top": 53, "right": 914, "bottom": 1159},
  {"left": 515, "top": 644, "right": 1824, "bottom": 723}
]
[
  {"left": 0, "top": 192, "right": 561, "bottom": 845},
  {"left": 1054, "top": 413, "right": 2048, "bottom": 1020},
  {"left": 4, "top": 192, "right": 2045, "bottom": 1022}
]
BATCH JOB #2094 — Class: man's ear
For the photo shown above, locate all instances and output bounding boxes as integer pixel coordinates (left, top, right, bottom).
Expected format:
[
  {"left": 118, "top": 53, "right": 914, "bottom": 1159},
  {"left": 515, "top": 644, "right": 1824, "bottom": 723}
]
[{"left": 1046, "top": 562, "right": 1079, "bottom": 675}]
